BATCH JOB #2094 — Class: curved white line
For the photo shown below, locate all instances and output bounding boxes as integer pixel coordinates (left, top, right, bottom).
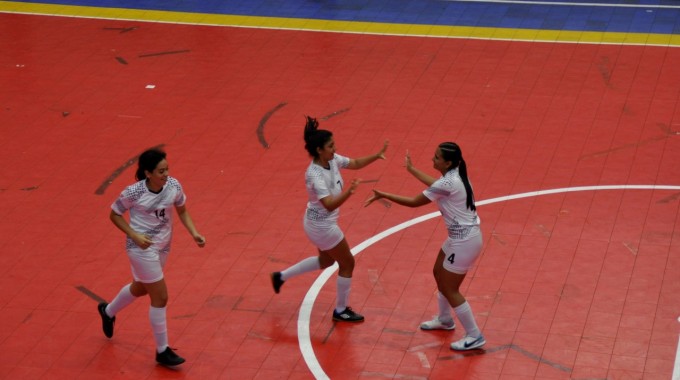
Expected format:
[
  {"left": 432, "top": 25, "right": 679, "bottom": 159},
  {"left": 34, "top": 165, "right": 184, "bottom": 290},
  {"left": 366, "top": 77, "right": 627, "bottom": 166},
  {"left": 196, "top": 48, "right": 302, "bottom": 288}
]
[{"left": 298, "top": 185, "right": 680, "bottom": 379}]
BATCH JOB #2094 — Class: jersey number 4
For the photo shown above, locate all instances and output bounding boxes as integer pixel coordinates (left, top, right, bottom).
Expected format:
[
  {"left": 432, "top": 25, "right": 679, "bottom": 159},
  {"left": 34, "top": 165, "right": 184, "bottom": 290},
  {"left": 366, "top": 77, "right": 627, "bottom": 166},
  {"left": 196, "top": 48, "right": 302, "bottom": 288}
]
[{"left": 447, "top": 253, "right": 455, "bottom": 264}]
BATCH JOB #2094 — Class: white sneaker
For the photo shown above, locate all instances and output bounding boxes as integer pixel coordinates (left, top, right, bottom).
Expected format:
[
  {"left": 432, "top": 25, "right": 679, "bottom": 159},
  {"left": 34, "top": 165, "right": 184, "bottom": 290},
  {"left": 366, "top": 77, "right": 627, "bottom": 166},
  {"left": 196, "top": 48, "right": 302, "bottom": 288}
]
[
  {"left": 450, "top": 335, "right": 486, "bottom": 351},
  {"left": 420, "top": 316, "right": 455, "bottom": 330}
]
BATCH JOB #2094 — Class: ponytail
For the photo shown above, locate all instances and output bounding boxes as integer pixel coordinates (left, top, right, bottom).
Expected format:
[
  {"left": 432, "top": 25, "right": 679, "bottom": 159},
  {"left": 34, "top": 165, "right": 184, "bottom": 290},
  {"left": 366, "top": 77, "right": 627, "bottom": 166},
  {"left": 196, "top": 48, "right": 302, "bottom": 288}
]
[
  {"left": 303, "top": 116, "right": 333, "bottom": 158},
  {"left": 438, "top": 142, "right": 475, "bottom": 211},
  {"left": 458, "top": 158, "right": 476, "bottom": 211}
]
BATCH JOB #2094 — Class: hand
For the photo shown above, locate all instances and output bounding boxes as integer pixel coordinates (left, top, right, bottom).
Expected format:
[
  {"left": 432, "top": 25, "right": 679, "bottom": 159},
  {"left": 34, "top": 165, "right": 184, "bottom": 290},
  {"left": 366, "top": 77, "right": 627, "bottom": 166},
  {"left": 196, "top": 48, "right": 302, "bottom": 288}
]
[
  {"left": 376, "top": 140, "right": 389, "bottom": 160},
  {"left": 364, "top": 189, "right": 383, "bottom": 207},
  {"left": 405, "top": 149, "right": 413, "bottom": 171},
  {"left": 194, "top": 234, "right": 206, "bottom": 248},
  {"left": 133, "top": 233, "right": 153, "bottom": 250},
  {"left": 348, "top": 178, "right": 361, "bottom": 194}
]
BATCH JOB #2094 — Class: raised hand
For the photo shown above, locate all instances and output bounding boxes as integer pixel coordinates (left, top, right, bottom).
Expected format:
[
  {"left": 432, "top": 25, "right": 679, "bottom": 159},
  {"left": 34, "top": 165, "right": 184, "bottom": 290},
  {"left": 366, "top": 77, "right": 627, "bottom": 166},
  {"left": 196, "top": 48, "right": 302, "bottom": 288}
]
[
  {"left": 405, "top": 149, "right": 413, "bottom": 170},
  {"left": 364, "top": 189, "right": 383, "bottom": 207},
  {"left": 376, "top": 140, "right": 389, "bottom": 160},
  {"left": 348, "top": 178, "right": 361, "bottom": 194}
]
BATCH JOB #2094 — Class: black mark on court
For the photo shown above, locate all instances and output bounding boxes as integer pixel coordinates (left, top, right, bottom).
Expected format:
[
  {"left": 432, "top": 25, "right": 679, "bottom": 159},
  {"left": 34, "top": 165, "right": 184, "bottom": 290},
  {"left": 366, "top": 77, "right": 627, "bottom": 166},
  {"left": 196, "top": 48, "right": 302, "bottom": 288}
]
[
  {"left": 95, "top": 144, "right": 165, "bottom": 195},
  {"left": 103, "top": 26, "right": 138, "bottom": 33},
  {"left": 322, "top": 324, "right": 336, "bottom": 344},
  {"left": 580, "top": 135, "right": 667, "bottom": 160},
  {"left": 492, "top": 233, "right": 506, "bottom": 246},
  {"left": 20, "top": 186, "right": 39, "bottom": 191},
  {"left": 257, "top": 102, "right": 287, "bottom": 149},
  {"left": 232, "top": 296, "right": 264, "bottom": 312},
  {"left": 581, "top": 123, "right": 678, "bottom": 160},
  {"left": 596, "top": 56, "right": 613, "bottom": 88},
  {"left": 657, "top": 192, "right": 680, "bottom": 204},
  {"left": 439, "top": 343, "right": 571, "bottom": 373},
  {"left": 115, "top": 56, "right": 128, "bottom": 65},
  {"left": 139, "top": 49, "right": 190, "bottom": 58},
  {"left": 382, "top": 328, "right": 414, "bottom": 336},
  {"left": 174, "top": 313, "right": 197, "bottom": 319},
  {"left": 320, "top": 108, "right": 349, "bottom": 121},
  {"left": 257, "top": 105, "right": 351, "bottom": 148},
  {"left": 76, "top": 285, "right": 106, "bottom": 303}
]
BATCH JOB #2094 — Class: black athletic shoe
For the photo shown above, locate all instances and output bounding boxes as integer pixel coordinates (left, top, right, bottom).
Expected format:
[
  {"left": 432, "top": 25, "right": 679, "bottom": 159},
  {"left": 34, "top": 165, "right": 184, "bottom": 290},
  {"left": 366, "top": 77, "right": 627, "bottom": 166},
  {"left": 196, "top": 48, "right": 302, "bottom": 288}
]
[
  {"left": 156, "top": 347, "right": 185, "bottom": 366},
  {"left": 271, "top": 272, "right": 284, "bottom": 294},
  {"left": 332, "top": 307, "right": 364, "bottom": 323},
  {"left": 97, "top": 302, "right": 115, "bottom": 338}
]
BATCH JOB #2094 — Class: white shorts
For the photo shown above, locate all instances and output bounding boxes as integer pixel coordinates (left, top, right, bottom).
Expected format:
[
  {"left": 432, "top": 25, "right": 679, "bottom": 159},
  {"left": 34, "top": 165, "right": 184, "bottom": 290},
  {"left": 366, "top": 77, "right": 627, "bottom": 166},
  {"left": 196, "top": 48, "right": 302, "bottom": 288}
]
[
  {"left": 441, "top": 231, "right": 483, "bottom": 274},
  {"left": 127, "top": 247, "right": 167, "bottom": 283},
  {"left": 304, "top": 217, "right": 345, "bottom": 251}
]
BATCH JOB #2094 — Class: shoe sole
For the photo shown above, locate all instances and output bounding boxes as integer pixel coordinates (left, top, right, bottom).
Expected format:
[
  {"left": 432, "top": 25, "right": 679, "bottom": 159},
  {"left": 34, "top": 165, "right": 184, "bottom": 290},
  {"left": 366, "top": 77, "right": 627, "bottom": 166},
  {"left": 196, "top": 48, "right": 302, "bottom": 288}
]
[
  {"left": 450, "top": 339, "right": 486, "bottom": 351},
  {"left": 420, "top": 325, "right": 455, "bottom": 331},
  {"left": 332, "top": 314, "right": 365, "bottom": 323},
  {"left": 332, "top": 317, "right": 365, "bottom": 322},
  {"left": 157, "top": 359, "right": 186, "bottom": 367}
]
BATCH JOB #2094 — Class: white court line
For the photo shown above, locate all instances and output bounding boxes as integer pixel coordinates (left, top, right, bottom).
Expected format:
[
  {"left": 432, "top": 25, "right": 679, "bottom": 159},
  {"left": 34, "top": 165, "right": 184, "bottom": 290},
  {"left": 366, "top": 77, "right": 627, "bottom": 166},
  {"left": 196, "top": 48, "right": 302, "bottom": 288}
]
[
  {"left": 441, "top": 0, "right": 680, "bottom": 9},
  {"left": 297, "top": 184, "right": 680, "bottom": 380},
  {"left": 674, "top": 318, "right": 680, "bottom": 380}
]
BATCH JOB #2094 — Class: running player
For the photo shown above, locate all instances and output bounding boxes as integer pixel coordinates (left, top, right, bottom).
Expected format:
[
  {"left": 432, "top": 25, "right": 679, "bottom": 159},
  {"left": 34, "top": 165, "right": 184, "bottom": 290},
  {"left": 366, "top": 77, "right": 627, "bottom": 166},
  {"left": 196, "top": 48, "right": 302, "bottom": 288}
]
[{"left": 97, "top": 148, "right": 206, "bottom": 365}]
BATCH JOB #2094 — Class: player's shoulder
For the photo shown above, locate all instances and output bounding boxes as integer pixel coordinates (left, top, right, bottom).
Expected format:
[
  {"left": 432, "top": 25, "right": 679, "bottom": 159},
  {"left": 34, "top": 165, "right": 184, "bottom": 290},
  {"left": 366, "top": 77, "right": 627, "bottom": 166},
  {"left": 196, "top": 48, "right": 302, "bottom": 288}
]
[
  {"left": 442, "top": 170, "right": 462, "bottom": 184},
  {"left": 166, "top": 177, "right": 183, "bottom": 191},
  {"left": 122, "top": 180, "right": 147, "bottom": 199},
  {"left": 305, "top": 162, "right": 324, "bottom": 177},
  {"left": 333, "top": 153, "right": 349, "bottom": 165},
  {"left": 431, "top": 171, "right": 458, "bottom": 191}
]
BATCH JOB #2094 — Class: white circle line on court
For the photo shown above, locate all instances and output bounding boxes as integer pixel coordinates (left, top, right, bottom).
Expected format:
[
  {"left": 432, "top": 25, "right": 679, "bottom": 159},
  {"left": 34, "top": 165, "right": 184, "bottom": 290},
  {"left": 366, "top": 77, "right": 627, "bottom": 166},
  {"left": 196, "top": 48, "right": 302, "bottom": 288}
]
[{"left": 296, "top": 184, "right": 680, "bottom": 380}]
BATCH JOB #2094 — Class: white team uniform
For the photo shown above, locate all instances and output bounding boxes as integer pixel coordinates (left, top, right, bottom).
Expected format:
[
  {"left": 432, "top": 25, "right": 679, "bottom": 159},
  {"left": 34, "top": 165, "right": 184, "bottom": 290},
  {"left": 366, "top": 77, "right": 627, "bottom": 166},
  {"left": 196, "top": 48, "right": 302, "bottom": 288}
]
[
  {"left": 111, "top": 177, "right": 186, "bottom": 283},
  {"left": 423, "top": 168, "right": 482, "bottom": 274},
  {"left": 303, "top": 153, "right": 350, "bottom": 251}
]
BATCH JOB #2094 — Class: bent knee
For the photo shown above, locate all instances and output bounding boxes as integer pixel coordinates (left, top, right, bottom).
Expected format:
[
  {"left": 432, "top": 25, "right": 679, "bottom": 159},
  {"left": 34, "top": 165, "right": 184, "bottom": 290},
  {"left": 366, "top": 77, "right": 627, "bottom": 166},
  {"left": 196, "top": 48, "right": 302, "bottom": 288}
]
[{"left": 337, "top": 256, "right": 355, "bottom": 270}]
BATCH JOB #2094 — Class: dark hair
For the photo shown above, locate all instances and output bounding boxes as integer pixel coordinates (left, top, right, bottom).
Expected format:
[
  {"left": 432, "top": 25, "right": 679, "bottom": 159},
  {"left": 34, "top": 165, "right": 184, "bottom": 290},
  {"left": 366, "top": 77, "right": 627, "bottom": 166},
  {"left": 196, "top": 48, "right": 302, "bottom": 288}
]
[
  {"left": 135, "top": 148, "right": 167, "bottom": 181},
  {"left": 303, "top": 116, "right": 333, "bottom": 158},
  {"left": 438, "top": 142, "right": 475, "bottom": 211}
]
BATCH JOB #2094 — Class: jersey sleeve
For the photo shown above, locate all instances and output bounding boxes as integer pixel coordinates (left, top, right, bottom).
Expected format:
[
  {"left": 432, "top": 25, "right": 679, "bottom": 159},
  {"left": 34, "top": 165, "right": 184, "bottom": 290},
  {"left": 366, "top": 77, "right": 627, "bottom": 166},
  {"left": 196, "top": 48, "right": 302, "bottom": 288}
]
[
  {"left": 423, "top": 177, "right": 450, "bottom": 202},
  {"left": 334, "top": 153, "right": 350, "bottom": 169},
  {"left": 111, "top": 189, "right": 133, "bottom": 215},
  {"left": 170, "top": 178, "right": 187, "bottom": 207}
]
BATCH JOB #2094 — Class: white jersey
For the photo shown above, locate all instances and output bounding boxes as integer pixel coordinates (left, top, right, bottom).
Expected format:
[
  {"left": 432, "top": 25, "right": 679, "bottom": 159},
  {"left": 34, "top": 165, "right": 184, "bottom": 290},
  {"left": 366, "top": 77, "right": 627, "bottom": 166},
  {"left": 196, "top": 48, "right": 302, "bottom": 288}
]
[
  {"left": 304, "top": 153, "right": 350, "bottom": 224},
  {"left": 111, "top": 177, "right": 186, "bottom": 253},
  {"left": 423, "top": 168, "right": 480, "bottom": 240}
]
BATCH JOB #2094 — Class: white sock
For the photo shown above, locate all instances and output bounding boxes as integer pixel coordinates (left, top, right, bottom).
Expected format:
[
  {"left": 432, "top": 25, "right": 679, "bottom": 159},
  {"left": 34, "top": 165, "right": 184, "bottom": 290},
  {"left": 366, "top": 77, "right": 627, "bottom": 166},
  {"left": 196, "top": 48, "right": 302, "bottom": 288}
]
[
  {"left": 437, "top": 292, "right": 453, "bottom": 323},
  {"left": 149, "top": 306, "right": 169, "bottom": 353},
  {"left": 106, "top": 284, "right": 137, "bottom": 317},
  {"left": 454, "top": 301, "right": 481, "bottom": 338},
  {"left": 335, "top": 276, "right": 352, "bottom": 313},
  {"left": 281, "top": 257, "right": 320, "bottom": 281}
]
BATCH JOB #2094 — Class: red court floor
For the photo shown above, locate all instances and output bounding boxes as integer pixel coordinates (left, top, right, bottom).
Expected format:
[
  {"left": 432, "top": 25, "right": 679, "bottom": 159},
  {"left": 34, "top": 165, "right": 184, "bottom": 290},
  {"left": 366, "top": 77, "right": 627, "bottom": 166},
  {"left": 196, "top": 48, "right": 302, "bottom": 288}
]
[{"left": 1, "top": 7, "right": 680, "bottom": 380}]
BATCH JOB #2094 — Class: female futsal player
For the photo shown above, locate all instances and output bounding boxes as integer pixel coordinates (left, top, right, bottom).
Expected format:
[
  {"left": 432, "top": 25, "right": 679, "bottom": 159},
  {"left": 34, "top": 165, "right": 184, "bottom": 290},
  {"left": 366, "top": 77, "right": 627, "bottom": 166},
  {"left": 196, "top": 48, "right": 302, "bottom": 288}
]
[
  {"left": 98, "top": 148, "right": 206, "bottom": 365},
  {"left": 364, "top": 142, "right": 485, "bottom": 350},
  {"left": 271, "top": 116, "right": 388, "bottom": 323}
]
